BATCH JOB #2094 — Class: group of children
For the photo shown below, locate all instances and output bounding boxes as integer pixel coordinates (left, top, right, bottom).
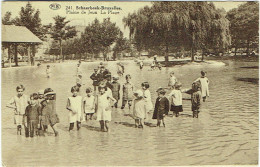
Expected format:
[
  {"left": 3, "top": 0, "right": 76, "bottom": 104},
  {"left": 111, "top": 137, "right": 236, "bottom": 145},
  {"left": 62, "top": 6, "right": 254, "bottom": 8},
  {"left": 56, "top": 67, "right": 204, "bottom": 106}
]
[
  {"left": 8, "top": 61, "right": 209, "bottom": 136},
  {"left": 6, "top": 85, "right": 59, "bottom": 137}
]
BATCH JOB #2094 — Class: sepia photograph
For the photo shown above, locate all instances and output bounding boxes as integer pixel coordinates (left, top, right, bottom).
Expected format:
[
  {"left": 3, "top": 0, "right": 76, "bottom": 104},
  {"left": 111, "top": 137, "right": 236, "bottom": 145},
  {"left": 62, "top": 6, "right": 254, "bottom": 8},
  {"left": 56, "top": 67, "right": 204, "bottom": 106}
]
[{"left": 1, "top": 1, "right": 259, "bottom": 166}]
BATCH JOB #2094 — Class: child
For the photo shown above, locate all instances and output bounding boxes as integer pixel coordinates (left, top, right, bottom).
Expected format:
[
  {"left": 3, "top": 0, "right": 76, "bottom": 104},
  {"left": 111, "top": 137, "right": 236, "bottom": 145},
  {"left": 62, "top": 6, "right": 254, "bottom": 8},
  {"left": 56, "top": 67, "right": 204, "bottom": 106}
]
[
  {"left": 83, "top": 87, "right": 95, "bottom": 121},
  {"left": 76, "top": 74, "right": 83, "bottom": 88},
  {"left": 76, "top": 63, "right": 82, "bottom": 76},
  {"left": 169, "top": 82, "right": 183, "bottom": 117},
  {"left": 152, "top": 88, "right": 169, "bottom": 127},
  {"left": 40, "top": 88, "right": 59, "bottom": 136},
  {"left": 46, "top": 65, "right": 51, "bottom": 78},
  {"left": 96, "top": 84, "right": 116, "bottom": 132},
  {"left": 168, "top": 71, "right": 177, "bottom": 88},
  {"left": 191, "top": 82, "right": 202, "bottom": 118},
  {"left": 24, "top": 93, "right": 41, "bottom": 137},
  {"left": 133, "top": 90, "right": 147, "bottom": 128},
  {"left": 141, "top": 82, "right": 153, "bottom": 114},
  {"left": 117, "top": 63, "right": 123, "bottom": 76},
  {"left": 90, "top": 68, "right": 100, "bottom": 92},
  {"left": 151, "top": 61, "right": 155, "bottom": 70},
  {"left": 6, "top": 85, "right": 30, "bottom": 135},
  {"left": 66, "top": 86, "right": 83, "bottom": 131},
  {"left": 121, "top": 74, "right": 134, "bottom": 110},
  {"left": 158, "top": 63, "right": 162, "bottom": 70},
  {"left": 194, "top": 71, "right": 209, "bottom": 102},
  {"left": 111, "top": 76, "right": 120, "bottom": 108},
  {"left": 37, "top": 90, "right": 45, "bottom": 136},
  {"left": 139, "top": 61, "right": 144, "bottom": 70}
]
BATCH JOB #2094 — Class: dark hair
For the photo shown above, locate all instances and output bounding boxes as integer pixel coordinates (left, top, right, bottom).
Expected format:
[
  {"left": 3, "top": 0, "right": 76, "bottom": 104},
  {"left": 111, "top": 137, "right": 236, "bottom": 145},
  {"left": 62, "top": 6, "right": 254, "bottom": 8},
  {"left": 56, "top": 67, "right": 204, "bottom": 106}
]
[
  {"left": 98, "top": 85, "right": 107, "bottom": 91},
  {"left": 16, "top": 85, "right": 25, "bottom": 91},
  {"left": 192, "top": 82, "right": 201, "bottom": 91},
  {"left": 30, "top": 93, "right": 38, "bottom": 100},
  {"left": 141, "top": 82, "right": 150, "bottom": 89},
  {"left": 71, "top": 86, "right": 79, "bottom": 93},
  {"left": 126, "top": 74, "right": 131, "bottom": 80},
  {"left": 44, "top": 88, "right": 54, "bottom": 94},
  {"left": 201, "top": 71, "right": 206, "bottom": 76},
  {"left": 86, "top": 87, "right": 92, "bottom": 93}
]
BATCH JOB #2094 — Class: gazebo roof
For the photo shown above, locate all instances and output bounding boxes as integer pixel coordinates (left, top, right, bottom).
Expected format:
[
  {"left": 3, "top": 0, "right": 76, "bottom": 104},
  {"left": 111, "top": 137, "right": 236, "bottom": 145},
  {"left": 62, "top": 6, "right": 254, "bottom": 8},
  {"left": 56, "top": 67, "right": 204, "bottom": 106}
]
[{"left": 2, "top": 25, "right": 42, "bottom": 43}]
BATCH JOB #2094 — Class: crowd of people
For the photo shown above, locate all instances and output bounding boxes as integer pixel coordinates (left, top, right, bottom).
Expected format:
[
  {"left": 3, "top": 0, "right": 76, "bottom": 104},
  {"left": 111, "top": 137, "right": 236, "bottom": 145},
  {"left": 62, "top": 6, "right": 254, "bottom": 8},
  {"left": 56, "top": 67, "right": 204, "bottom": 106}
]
[{"left": 6, "top": 60, "right": 209, "bottom": 137}]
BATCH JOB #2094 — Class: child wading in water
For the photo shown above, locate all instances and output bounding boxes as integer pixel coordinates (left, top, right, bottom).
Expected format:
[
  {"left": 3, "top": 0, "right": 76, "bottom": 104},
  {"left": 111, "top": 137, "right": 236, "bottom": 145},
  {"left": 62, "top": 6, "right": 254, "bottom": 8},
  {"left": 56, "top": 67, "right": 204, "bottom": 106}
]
[
  {"left": 96, "top": 83, "right": 116, "bottom": 132},
  {"left": 111, "top": 76, "right": 120, "bottom": 108},
  {"left": 169, "top": 82, "right": 183, "bottom": 117},
  {"left": 24, "top": 93, "right": 41, "bottom": 137},
  {"left": 121, "top": 74, "right": 134, "bottom": 110},
  {"left": 6, "top": 85, "right": 30, "bottom": 135},
  {"left": 83, "top": 87, "right": 95, "bottom": 121},
  {"left": 46, "top": 65, "right": 51, "bottom": 78},
  {"left": 40, "top": 88, "right": 59, "bottom": 136},
  {"left": 141, "top": 82, "right": 153, "bottom": 123},
  {"left": 194, "top": 71, "right": 209, "bottom": 102},
  {"left": 191, "top": 82, "right": 202, "bottom": 118},
  {"left": 133, "top": 90, "right": 147, "bottom": 129},
  {"left": 152, "top": 88, "right": 169, "bottom": 127},
  {"left": 168, "top": 71, "right": 177, "bottom": 88},
  {"left": 66, "top": 86, "right": 83, "bottom": 131}
]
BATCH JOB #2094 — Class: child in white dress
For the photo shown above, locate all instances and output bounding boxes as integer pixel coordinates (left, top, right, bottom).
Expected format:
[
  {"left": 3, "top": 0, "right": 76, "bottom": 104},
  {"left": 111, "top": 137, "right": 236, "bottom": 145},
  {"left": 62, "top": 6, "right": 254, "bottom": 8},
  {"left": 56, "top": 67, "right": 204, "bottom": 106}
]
[
  {"left": 133, "top": 90, "right": 147, "bottom": 129},
  {"left": 66, "top": 86, "right": 83, "bottom": 131},
  {"left": 83, "top": 87, "right": 95, "bottom": 121},
  {"left": 96, "top": 84, "right": 116, "bottom": 132},
  {"left": 169, "top": 82, "right": 183, "bottom": 117},
  {"left": 194, "top": 71, "right": 209, "bottom": 102},
  {"left": 141, "top": 82, "right": 153, "bottom": 118}
]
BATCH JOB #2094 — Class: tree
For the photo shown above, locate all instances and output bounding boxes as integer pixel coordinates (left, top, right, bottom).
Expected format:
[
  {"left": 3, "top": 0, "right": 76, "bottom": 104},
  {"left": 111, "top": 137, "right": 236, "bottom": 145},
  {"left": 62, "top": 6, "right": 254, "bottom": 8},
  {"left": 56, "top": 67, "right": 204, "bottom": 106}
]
[
  {"left": 227, "top": 2, "right": 259, "bottom": 56},
  {"left": 2, "top": 12, "right": 14, "bottom": 25},
  {"left": 113, "top": 32, "right": 131, "bottom": 60},
  {"left": 123, "top": 2, "right": 231, "bottom": 63},
  {"left": 49, "top": 15, "right": 77, "bottom": 61},
  {"left": 81, "top": 18, "right": 121, "bottom": 61}
]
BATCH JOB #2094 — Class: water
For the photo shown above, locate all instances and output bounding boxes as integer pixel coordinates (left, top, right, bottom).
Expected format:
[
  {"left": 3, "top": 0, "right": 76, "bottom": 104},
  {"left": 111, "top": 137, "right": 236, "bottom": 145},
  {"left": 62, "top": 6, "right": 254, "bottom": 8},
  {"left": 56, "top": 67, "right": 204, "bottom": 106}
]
[{"left": 2, "top": 60, "right": 258, "bottom": 166}]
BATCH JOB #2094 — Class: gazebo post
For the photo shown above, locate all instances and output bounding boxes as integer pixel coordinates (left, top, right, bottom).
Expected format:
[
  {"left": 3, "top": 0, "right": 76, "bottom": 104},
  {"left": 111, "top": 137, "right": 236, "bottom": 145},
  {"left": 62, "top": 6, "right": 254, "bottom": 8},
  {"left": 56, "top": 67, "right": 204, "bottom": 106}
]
[
  {"left": 7, "top": 44, "right": 11, "bottom": 67},
  {"left": 14, "top": 44, "right": 18, "bottom": 66},
  {"left": 28, "top": 44, "right": 31, "bottom": 66},
  {"left": 32, "top": 43, "right": 35, "bottom": 66}
]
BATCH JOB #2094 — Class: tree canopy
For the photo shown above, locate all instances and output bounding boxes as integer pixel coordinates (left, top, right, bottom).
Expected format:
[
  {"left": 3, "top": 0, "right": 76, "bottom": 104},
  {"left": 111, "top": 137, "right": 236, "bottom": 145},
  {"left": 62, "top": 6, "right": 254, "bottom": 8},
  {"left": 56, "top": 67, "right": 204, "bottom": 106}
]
[{"left": 123, "top": 2, "right": 231, "bottom": 61}]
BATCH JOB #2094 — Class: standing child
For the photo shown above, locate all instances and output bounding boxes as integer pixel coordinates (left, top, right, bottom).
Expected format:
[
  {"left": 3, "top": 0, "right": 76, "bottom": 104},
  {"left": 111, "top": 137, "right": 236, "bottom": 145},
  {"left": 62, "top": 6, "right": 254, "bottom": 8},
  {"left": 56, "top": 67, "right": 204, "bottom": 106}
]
[
  {"left": 24, "top": 93, "right": 41, "bottom": 137},
  {"left": 40, "top": 88, "right": 59, "bottom": 136},
  {"left": 191, "top": 82, "right": 202, "bottom": 118},
  {"left": 76, "top": 74, "right": 83, "bottom": 89},
  {"left": 6, "top": 85, "right": 30, "bottom": 135},
  {"left": 111, "top": 76, "right": 120, "bottom": 108},
  {"left": 169, "top": 82, "right": 183, "bottom": 117},
  {"left": 46, "top": 65, "right": 51, "bottom": 78},
  {"left": 90, "top": 68, "right": 100, "bottom": 92},
  {"left": 66, "top": 86, "right": 83, "bottom": 131},
  {"left": 194, "top": 71, "right": 209, "bottom": 102},
  {"left": 121, "top": 74, "right": 134, "bottom": 110},
  {"left": 152, "top": 88, "right": 169, "bottom": 127},
  {"left": 141, "top": 82, "right": 153, "bottom": 114},
  {"left": 133, "top": 90, "right": 147, "bottom": 128},
  {"left": 139, "top": 61, "right": 144, "bottom": 70},
  {"left": 96, "top": 84, "right": 116, "bottom": 132},
  {"left": 168, "top": 71, "right": 177, "bottom": 88},
  {"left": 83, "top": 87, "right": 95, "bottom": 121}
]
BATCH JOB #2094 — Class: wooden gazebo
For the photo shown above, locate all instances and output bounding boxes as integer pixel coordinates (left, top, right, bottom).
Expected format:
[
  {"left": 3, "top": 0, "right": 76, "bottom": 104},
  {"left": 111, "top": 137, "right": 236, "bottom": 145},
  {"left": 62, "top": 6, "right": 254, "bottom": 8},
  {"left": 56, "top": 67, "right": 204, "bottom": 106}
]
[{"left": 2, "top": 25, "right": 43, "bottom": 66}]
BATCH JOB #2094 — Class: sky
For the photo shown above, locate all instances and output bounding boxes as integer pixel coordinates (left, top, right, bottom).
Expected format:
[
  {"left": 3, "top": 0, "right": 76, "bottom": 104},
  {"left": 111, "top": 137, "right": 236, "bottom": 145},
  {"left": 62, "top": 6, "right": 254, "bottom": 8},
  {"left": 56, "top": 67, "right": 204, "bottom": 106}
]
[{"left": 2, "top": 1, "right": 246, "bottom": 37}]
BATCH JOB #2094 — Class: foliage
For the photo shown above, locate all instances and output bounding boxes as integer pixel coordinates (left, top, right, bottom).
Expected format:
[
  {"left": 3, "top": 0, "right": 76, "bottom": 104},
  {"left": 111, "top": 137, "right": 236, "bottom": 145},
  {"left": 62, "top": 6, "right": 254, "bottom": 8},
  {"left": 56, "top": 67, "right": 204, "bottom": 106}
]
[
  {"left": 123, "top": 2, "right": 231, "bottom": 61},
  {"left": 227, "top": 2, "right": 259, "bottom": 55}
]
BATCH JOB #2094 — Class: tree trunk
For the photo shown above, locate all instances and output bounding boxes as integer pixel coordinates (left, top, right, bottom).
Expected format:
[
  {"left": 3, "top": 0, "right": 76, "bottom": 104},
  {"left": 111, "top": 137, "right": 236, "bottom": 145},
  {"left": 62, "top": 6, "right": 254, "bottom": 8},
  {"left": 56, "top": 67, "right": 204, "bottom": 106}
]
[
  {"left": 246, "top": 40, "right": 250, "bottom": 56},
  {"left": 60, "top": 40, "right": 63, "bottom": 61},
  {"left": 8, "top": 45, "right": 11, "bottom": 67},
  {"left": 32, "top": 44, "right": 35, "bottom": 66},
  {"left": 234, "top": 45, "right": 237, "bottom": 56},
  {"left": 14, "top": 44, "right": 18, "bottom": 66}
]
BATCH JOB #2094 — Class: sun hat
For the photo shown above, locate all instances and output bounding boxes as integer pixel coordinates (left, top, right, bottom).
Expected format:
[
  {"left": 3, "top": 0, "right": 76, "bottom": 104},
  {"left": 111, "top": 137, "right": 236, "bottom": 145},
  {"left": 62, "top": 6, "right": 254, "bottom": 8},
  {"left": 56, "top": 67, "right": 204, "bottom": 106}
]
[
  {"left": 134, "top": 89, "right": 143, "bottom": 97},
  {"left": 44, "top": 88, "right": 56, "bottom": 95},
  {"left": 156, "top": 87, "right": 166, "bottom": 94}
]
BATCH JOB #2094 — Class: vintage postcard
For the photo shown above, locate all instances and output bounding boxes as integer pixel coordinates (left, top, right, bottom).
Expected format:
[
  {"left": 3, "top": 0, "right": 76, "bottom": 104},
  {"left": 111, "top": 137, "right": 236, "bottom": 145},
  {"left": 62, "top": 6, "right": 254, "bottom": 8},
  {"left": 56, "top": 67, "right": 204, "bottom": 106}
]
[{"left": 1, "top": 1, "right": 259, "bottom": 166}]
